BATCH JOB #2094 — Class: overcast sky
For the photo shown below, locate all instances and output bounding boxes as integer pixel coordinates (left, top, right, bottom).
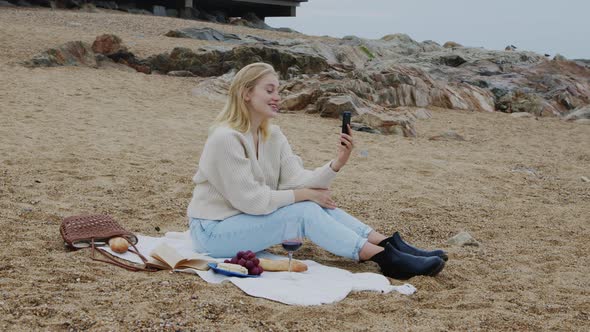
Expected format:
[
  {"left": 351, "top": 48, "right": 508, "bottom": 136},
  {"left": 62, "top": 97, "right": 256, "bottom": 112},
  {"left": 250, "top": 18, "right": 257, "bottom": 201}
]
[{"left": 267, "top": 0, "right": 589, "bottom": 59}]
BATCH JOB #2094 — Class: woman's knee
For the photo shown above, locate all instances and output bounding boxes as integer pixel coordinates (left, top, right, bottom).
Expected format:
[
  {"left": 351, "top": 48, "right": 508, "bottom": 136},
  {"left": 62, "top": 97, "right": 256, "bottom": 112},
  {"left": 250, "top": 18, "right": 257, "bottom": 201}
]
[
  {"left": 291, "top": 201, "right": 325, "bottom": 217},
  {"left": 281, "top": 201, "right": 323, "bottom": 214}
]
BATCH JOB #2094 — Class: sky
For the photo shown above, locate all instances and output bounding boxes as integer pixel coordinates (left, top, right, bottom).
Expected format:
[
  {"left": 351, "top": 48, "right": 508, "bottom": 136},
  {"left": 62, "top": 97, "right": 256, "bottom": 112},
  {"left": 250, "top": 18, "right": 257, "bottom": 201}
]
[{"left": 267, "top": 0, "right": 590, "bottom": 59}]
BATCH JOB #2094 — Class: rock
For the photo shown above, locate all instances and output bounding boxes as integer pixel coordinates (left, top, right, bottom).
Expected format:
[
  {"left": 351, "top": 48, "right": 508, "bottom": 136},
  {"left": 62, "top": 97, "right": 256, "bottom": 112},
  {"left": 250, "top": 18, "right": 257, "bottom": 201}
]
[
  {"left": 381, "top": 33, "right": 414, "bottom": 43},
  {"left": 280, "top": 90, "right": 320, "bottom": 111},
  {"left": 553, "top": 54, "right": 567, "bottom": 61},
  {"left": 575, "top": 119, "right": 590, "bottom": 125},
  {"left": 242, "top": 12, "right": 272, "bottom": 30},
  {"left": 167, "top": 70, "right": 195, "bottom": 77},
  {"left": 351, "top": 123, "right": 380, "bottom": 134},
  {"left": 380, "top": 33, "right": 421, "bottom": 51},
  {"left": 429, "top": 131, "right": 465, "bottom": 141},
  {"left": 356, "top": 112, "right": 416, "bottom": 136},
  {"left": 191, "top": 71, "right": 233, "bottom": 101},
  {"left": 275, "top": 27, "right": 297, "bottom": 33},
  {"left": 165, "top": 28, "right": 241, "bottom": 43},
  {"left": 563, "top": 106, "right": 590, "bottom": 121},
  {"left": 317, "top": 95, "right": 360, "bottom": 118},
  {"left": 26, "top": 41, "right": 97, "bottom": 68},
  {"left": 395, "top": 107, "right": 433, "bottom": 120},
  {"left": 228, "top": 12, "right": 273, "bottom": 30},
  {"left": 581, "top": 176, "right": 590, "bottom": 183},
  {"left": 511, "top": 166, "right": 538, "bottom": 176},
  {"left": 447, "top": 231, "right": 479, "bottom": 246},
  {"left": 438, "top": 54, "right": 467, "bottom": 67},
  {"left": 421, "top": 40, "right": 442, "bottom": 52},
  {"left": 108, "top": 51, "right": 151, "bottom": 74},
  {"left": 229, "top": 18, "right": 250, "bottom": 27},
  {"left": 244, "top": 35, "right": 278, "bottom": 46},
  {"left": 411, "top": 108, "right": 432, "bottom": 119},
  {"left": 210, "top": 10, "right": 228, "bottom": 23},
  {"left": 92, "top": 34, "right": 127, "bottom": 56},
  {"left": 498, "top": 91, "right": 547, "bottom": 115},
  {"left": 505, "top": 45, "right": 517, "bottom": 51},
  {"left": 510, "top": 112, "right": 534, "bottom": 118},
  {"left": 443, "top": 41, "right": 463, "bottom": 49},
  {"left": 147, "top": 45, "right": 329, "bottom": 78}
]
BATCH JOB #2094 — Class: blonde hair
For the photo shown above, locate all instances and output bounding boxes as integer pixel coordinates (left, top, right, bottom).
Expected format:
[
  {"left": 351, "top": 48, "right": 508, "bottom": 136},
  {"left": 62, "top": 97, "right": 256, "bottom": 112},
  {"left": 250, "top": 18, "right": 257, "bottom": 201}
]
[{"left": 213, "top": 62, "right": 277, "bottom": 140}]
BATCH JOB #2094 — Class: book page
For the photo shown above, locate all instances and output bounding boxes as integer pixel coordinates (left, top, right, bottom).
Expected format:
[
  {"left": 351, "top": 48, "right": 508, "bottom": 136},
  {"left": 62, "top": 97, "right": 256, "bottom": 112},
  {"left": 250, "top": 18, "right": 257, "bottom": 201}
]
[
  {"left": 145, "top": 255, "right": 170, "bottom": 270},
  {"left": 150, "top": 243, "right": 184, "bottom": 269},
  {"left": 176, "top": 253, "right": 214, "bottom": 270}
]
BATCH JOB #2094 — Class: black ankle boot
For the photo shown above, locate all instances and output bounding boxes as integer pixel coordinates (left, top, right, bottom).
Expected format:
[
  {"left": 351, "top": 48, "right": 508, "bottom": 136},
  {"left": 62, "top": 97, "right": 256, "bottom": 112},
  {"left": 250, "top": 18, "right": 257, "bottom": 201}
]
[
  {"left": 370, "top": 243, "right": 445, "bottom": 280},
  {"left": 378, "top": 232, "right": 448, "bottom": 261}
]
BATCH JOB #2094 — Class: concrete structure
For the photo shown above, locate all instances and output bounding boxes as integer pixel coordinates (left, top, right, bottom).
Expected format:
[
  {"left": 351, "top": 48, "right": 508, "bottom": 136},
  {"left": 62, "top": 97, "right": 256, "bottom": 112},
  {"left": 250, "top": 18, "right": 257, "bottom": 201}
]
[{"left": 182, "top": 0, "right": 307, "bottom": 18}]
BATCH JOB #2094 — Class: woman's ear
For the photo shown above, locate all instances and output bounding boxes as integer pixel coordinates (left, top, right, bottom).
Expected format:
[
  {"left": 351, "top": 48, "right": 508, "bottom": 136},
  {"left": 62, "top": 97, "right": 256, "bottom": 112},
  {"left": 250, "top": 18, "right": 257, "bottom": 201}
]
[{"left": 243, "top": 89, "right": 252, "bottom": 102}]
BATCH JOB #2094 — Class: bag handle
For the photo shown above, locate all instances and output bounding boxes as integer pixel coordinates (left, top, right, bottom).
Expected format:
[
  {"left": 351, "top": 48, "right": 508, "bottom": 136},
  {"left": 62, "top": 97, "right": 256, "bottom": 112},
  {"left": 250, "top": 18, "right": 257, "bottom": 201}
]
[{"left": 90, "top": 239, "right": 158, "bottom": 272}]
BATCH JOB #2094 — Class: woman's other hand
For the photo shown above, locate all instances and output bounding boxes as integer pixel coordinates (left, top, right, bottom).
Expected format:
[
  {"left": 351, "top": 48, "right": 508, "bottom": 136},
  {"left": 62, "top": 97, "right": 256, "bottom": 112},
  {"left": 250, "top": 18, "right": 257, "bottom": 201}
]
[
  {"left": 331, "top": 124, "right": 354, "bottom": 172},
  {"left": 294, "top": 188, "right": 337, "bottom": 209}
]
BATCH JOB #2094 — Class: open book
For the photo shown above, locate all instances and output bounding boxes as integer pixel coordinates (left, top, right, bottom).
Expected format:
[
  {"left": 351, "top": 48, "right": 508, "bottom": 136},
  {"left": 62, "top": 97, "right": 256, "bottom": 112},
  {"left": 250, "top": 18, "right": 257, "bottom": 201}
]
[{"left": 146, "top": 242, "right": 215, "bottom": 272}]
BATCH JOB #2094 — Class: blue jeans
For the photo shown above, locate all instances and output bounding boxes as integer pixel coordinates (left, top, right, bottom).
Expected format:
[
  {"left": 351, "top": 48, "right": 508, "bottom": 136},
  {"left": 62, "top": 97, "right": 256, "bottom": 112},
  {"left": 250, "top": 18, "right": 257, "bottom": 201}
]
[{"left": 189, "top": 202, "right": 372, "bottom": 261}]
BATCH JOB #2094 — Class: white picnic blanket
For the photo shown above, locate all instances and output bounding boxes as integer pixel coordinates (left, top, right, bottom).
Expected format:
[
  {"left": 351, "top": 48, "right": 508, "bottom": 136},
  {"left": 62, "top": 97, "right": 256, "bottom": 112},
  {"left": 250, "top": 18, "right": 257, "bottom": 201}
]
[{"left": 100, "top": 232, "right": 416, "bottom": 305}]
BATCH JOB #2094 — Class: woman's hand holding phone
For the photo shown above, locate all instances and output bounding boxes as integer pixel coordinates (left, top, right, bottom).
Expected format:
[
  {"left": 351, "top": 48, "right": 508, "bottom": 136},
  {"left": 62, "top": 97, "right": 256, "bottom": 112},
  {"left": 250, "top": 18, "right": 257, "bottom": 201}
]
[{"left": 331, "top": 112, "right": 354, "bottom": 172}]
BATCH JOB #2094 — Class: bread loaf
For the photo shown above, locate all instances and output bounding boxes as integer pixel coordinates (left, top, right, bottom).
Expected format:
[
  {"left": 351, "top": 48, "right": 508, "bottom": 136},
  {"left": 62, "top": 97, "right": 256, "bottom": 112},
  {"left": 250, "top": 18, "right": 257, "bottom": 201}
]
[
  {"left": 108, "top": 237, "right": 129, "bottom": 254},
  {"left": 259, "top": 258, "right": 308, "bottom": 272}
]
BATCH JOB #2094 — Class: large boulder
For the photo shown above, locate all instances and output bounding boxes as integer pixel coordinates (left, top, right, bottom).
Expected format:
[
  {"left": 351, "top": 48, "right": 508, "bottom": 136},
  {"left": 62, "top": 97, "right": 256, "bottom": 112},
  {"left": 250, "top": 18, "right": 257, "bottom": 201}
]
[
  {"left": 280, "top": 89, "right": 321, "bottom": 111},
  {"left": 147, "top": 45, "right": 330, "bottom": 78},
  {"left": 26, "top": 41, "right": 97, "bottom": 68},
  {"left": 317, "top": 95, "right": 361, "bottom": 118},
  {"left": 92, "top": 34, "right": 127, "bottom": 56},
  {"left": 355, "top": 111, "right": 417, "bottom": 136}
]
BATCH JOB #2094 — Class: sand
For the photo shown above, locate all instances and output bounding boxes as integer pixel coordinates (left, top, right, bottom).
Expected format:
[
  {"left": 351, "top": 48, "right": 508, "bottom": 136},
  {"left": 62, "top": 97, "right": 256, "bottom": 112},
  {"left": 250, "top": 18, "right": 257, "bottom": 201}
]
[{"left": 1, "top": 7, "right": 589, "bottom": 331}]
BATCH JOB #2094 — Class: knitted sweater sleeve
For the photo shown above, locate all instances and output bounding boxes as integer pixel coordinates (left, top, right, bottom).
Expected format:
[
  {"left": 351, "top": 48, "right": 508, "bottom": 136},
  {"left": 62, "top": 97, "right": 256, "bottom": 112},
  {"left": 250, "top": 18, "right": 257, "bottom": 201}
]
[
  {"left": 199, "top": 130, "right": 294, "bottom": 215},
  {"left": 276, "top": 128, "right": 338, "bottom": 190}
]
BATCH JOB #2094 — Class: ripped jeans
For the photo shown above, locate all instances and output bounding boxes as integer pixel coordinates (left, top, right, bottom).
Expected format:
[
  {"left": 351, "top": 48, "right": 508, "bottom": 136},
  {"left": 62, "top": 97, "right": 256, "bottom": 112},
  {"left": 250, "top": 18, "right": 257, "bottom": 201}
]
[{"left": 189, "top": 202, "right": 372, "bottom": 261}]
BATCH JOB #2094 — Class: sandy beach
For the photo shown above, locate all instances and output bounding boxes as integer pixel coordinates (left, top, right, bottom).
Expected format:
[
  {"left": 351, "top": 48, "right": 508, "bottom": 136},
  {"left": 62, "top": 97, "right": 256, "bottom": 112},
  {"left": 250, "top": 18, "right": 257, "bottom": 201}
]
[{"left": 1, "top": 7, "right": 589, "bottom": 331}]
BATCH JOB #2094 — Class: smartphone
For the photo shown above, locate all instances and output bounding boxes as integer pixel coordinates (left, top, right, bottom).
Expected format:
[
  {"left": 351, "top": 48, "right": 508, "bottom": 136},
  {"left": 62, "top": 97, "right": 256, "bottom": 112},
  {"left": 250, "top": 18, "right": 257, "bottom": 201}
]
[{"left": 341, "top": 111, "right": 351, "bottom": 145}]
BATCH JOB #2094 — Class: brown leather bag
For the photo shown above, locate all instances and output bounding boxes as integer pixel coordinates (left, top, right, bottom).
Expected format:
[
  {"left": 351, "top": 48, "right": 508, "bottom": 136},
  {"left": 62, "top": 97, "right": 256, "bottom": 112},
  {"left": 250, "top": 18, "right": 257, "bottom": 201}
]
[{"left": 60, "top": 215, "right": 155, "bottom": 272}]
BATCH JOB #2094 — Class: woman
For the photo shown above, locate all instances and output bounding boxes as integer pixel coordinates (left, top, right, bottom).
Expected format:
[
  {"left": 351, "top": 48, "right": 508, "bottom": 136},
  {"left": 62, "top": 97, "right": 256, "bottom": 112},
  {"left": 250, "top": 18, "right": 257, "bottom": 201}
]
[{"left": 187, "top": 63, "right": 447, "bottom": 280}]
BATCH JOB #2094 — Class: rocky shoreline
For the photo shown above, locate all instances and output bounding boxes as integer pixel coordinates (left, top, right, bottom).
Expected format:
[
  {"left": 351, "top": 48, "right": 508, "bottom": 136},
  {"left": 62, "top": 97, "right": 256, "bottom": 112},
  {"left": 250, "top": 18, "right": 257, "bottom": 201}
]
[{"left": 24, "top": 25, "right": 590, "bottom": 136}]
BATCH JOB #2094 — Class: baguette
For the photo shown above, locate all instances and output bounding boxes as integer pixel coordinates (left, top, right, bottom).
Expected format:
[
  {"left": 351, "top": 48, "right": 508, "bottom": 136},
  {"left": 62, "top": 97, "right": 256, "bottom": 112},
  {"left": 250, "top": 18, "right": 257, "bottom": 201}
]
[{"left": 259, "top": 258, "right": 308, "bottom": 272}]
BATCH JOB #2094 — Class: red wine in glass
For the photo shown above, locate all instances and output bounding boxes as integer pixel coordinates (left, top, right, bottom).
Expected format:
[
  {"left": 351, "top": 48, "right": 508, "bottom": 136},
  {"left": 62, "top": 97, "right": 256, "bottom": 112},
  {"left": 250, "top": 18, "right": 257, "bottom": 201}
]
[
  {"left": 281, "top": 241, "right": 302, "bottom": 252},
  {"left": 282, "top": 223, "right": 303, "bottom": 275}
]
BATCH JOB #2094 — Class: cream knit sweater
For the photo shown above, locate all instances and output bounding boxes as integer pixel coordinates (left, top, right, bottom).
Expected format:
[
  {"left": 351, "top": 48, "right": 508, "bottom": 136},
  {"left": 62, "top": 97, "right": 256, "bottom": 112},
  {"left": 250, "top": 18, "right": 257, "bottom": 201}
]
[{"left": 187, "top": 124, "right": 338, "bottom": 220}]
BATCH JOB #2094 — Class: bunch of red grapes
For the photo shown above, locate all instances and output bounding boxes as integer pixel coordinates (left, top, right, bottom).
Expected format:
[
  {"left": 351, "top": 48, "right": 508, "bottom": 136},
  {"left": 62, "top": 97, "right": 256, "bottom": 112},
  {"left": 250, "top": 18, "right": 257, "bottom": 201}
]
[{"left": 224, "top": 250, "right": 264, "bottom": 275}]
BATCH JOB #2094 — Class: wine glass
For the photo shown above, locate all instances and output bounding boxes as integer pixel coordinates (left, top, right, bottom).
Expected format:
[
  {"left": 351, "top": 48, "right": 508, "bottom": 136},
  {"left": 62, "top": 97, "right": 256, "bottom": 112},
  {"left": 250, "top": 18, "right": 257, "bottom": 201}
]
[{"left": 281, "top": 222, "right": 303, "bottom": 276}]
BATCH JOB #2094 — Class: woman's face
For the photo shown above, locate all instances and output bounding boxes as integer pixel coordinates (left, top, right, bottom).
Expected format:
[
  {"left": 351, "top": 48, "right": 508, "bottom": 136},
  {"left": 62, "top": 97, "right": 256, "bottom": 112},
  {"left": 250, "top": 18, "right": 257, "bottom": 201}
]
[{"left": 245, "top": 73, "right": 281, "bottom": 121}]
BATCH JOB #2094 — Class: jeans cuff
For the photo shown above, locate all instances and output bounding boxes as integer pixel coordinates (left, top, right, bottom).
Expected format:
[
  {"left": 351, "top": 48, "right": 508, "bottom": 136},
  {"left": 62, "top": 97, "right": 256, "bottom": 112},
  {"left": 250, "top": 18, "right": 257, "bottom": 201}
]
[
  {"left": 352, "top": 237, "right": 369, "bottom": 261},
  {"left": 360, "top": 225, "right": 373, "bottom": 239}
]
